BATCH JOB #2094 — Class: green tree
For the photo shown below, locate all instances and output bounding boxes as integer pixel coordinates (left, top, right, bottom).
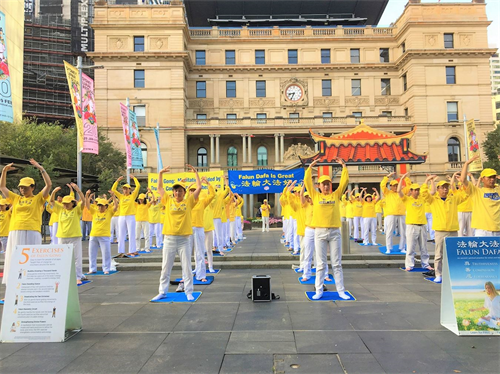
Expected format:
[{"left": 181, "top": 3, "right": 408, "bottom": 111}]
[{"left": 481, "top": 125, "right": 500, "bottom": 172}]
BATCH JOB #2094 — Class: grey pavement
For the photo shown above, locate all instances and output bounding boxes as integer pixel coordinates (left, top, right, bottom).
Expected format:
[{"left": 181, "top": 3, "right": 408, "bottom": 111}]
[{"left": 1, "top": 229, "right": 499, "bottom": 374}]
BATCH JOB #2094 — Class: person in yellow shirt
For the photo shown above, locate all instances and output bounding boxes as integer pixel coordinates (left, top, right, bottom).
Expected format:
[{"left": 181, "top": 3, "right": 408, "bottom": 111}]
[
  {"left": 460, "top": 156, "right": 500, "bottom": 236},
  {"left": 351, "top": 189, "right": 364, "bottom": 243},
  {"left": 229, "top": 194, "right": 241, "bottom": 245},
  {"left": 203, "top": 195, "right": 217, "bottom": 269},
  {"left": 343, "top": 191, "right": 354, "bottom": 238},
  {"left": 397, "top": 175, "right": 432, "bottom": 271},
  {"left": 299, "top": 187, "right": 315, "bottom": 281},
  {"left": 0, "top": 159, "right": 52, "bottom": 287},
  {"left": 304, "top": 158, "right": 350, "bottom": 300},
  {"left": 110, "top": 201, "right": 120, "bottom": 244},
  {"left": 375, "top": 198, "right": 384, "bottom": 233},
  {"left": 423, "top": 174, "right": 466, "bottom": 283},
  {"left": 380, "top": 172, "right": 411, "bottom": 254},
  {"left": 0, "top": 199, "right": 12, "bottom": 254},
  {"left": 81, "top": 194, "right": 93, "bottom": 241},
  {"left": 212, "top": 179, "right": 231, "bottom": 253},
  {"left": 235, "top": 195, "right": 244, "bottom": 241},
  {"left": 287, "top": 182, "right": 306, "bottom": 258},
  {"left": 148, "top": 193, "right": 162, "bottom": 249},
  {"left": 111, "top": 175, "right": 141, "bottom": 257},
  {"left": 47, "top": 195, "right": 63, "bottom": 244},
  {"left": 260, "top": 199, "right": 271, "bottom": 232},
  {"left": 361, "top": 188, "right": 379, "bottom": 246},
  {"left": 457, "top": 177, "right": 474, "bottom": 237},
  {"left": 50, "top": 183, "right": 85, "bottom": 284},
  {"left": 135, "top": 191, "right": 152, "bottom": 253},
  {"left": 85, "top": 191, "right": 118, "bottom": 274},
  {"left": 280, "top": 185, "right": 291, "bottom": 247},
  {"left": 152, "top": 164, "right": 201, "bottom": 302}
]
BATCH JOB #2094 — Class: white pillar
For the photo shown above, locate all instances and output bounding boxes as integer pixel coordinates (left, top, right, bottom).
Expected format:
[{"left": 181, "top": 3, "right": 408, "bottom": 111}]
[
  {"left": 249, "top": 194, "right": 254, "bottom": 218},
  {"left": 242, "top": 135, "right": 247, "bottom": 164},
  {"left": 210, "top": 135, "right": 215, "bottom": 164},
  {"left": 280, "top": 133, "right": 285, "bottom": 163},
  {"left": 243, "top": 195, "right": 248, "bottom": 218},
  {"left": 275, "top": 193, "right": 281, "bottom": 216},
  {"left": 274, "top": 134, "right": 279, "bottom": 164},
  {"left": 216, "top": 135, "right": 220, "bottom": 164},
  {"left": 248, "top": 134, "right": 252, "bottom": 164}
]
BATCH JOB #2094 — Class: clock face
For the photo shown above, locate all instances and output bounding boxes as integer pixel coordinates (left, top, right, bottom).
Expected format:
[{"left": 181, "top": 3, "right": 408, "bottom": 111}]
[{"left": 285, "top": 84, "right": 303, "bottom": 102}]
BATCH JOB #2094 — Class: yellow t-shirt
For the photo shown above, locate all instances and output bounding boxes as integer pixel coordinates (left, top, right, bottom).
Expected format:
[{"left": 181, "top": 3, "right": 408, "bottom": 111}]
[
  {"left": 304, "top": 202, "right": 314, "bottom": 228},
  {"left": 203, "top": 198, "right": 216, "bottom": 232},
  {"left": 135, "top": 202, "right": 151, "bottom": 222},
  {"left": 229, "top": 201, "right": 237, "bottom": 222},
  {"left": 8, "top": 191, "right": 46, "bottom": 232},
  {"left": 111, "top": 177, "right": 140, "bottom": 216},
  {"left": 148, "top": 203, "right": 162, "bottom": 223},
  {"left": 304, "top": 166, "right": 349, "bottom": 228},
  {"left": 236, "top": 198, "right": 244, "bottom": 218},
  {"left": 46, "top": 203, "right": 60, "bottom": 225},
  {"left": 380, "top": 177, "right": 410, "bottom": 216},
  {"left": 375, "top": 200, "right": 383, "bottom": 214},
  {"left": 192, "top": 187, "right": 215, "bottom": 228},
  {"left": 54, "top": 203, "right": 83, "bottom": 238},
  {"left": 89, "top": 205, "right": 115, "bottom": 237},
  {"left": 401, "top": 194, "right": 427, "bottom": 225},
  {"left": 352, "top": 199, "right": 363, "bottom": 217},
  {"left": 362, "top": 200, "right": 377, "bottom": 218},
  {"left": 0, "top": 209, "right": 12, "bottom": 236},
  {"left": 466, "top": 183, "right": 500, "bottom": 232},
  {"left": 82, "top": 206, "right": 93, "bottom": 222},
  {"left": 456, "top": 188, "right": 473, "bottom": 213},
  {"left": 212, "top": 187, "right": 230, "bottom": 220},
  {"left": 423, "top": 187, "right": 465, "bottom": 232},
  {"left": 260, "top": 204, "right": 270, "bottom": 217},
  {"left": 280, "top": 192, "right": 290, "bottom": 219},
  {"left": 161, "top": 193, "right": 196, "bottom": 236},
  {"left": 340, "top": 200, "right": 346, "bottom": 218},
  {"left": 287, "top": 192, "right": 306, "bottom": 236}
]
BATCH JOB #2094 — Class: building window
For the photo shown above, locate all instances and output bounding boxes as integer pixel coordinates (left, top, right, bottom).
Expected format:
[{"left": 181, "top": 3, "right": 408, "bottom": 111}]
[
  {"left": 496, "top": 101, "right": 500, "bottom": 110},
  {"left": 226, "top": 113, "right": 237, "bottom": 124},
  {"left": 141, "top": 142, "right": 147, "bottom": 167},
  {"left": 404, "top": 108, "right": 409, "bottom": 117},
  {"left": 256, "top": 113, "right": 267, "bottom": 124},
  {"left": 350, "top": 49, "right": 360, "bottom": 63},
  {"left": 226, "top": 50, "right": 235, "bottom": 65},
  {"left": 195, "top": 50, "right": 206, "bottom": 65},
  {"left": 351, "top": 79, "right": 361, "bottom": 96},
  {"left": 447, "top": 102, "right": 459, "bottom": 122},
  {"left": 288, "top": 49, "right": 298, "bottom": 64},
  {"left": 134, "top": 70, "right": 145, "bottom": 88},
  {"left": 255, "top": 50, "right": 265, "bottom": 65},
  {"left": 289, "top": 113, "right": 299, "bottom": 123},
  {"left": 323, "top": 112, "right": 333, "bottom": 123},
  {"left": 381, "top": 79, "right": 391, "bottom": 96},
  {"left": 257, "top": 146, "right": 268, "bottom": 166},
  {"left": 196, "top": 113, "right": 207, "bottom": 124},
  {"left": 227, "top": 146, "right": 238, "bottom": 167},
  {"left": 446, "top": 66, "right": 456, "bottom": 84},
  {"left": 133, "top": 105, "right": 146, "bottom": 127},
  {"left": 197, "top": 147, "right": 208, "bottom": 167},
  {"left": 402, "top": 74, "right": 407, "bottom": 92},
  {"left": 226, "top": 81, "right": 236, "bottom": 98},
  {"left": 352, "top": 112, "right": 362, "bottom": 117},
  {"left": 381, "top": 111, "right": 392, "bottom": 117},
  {"left": 380, "top": 48, "right": 389, "bottom": 63},
  {"left": 444, "top": 33, "right": 454, "bottom": 49},
  {"left": 321, "top": 49, "right": 330, "bottom": 64},
  {"left": 447, "top": 137, "right": 461, "bottom": 162},
  {"left": 401, "top": 42, "right": 406, "bottom": 53},
  {"left": 256, "top": 81, "right": 266, "bottom": 97},
  {"left": 322, "top": 79, "right": 332, "bottom": 96},
  {"left": 196, "top": 81, "right": 206, "bottom": 98},
  {"left": 134, "top": 36, "right": 144, "bottom": 52}
]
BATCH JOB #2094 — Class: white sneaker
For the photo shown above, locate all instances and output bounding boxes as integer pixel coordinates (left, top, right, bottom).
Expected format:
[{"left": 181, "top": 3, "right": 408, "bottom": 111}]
[
  {"left": 151, "top": 293, "right": 167, "bottom": 301},
  {"left": 176, "top": 283, "right": 185, "bottom": 292},
  {"left": 433, "top": 276, "right": 442, "bottom": 283},
  {"left": 312, "top": 292, "right": 323, "bottom": 300},
  {"left": 186, "top": 294, "right": 195, "bottom": 301},
  {"left": 385, "top": 249, "right": 391, "bottom": 254}
]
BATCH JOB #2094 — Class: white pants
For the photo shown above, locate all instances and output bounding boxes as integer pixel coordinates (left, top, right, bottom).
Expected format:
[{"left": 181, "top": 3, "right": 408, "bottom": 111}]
[
  {"left": 213, "top": 218, "right": 223, "bottom": 250},
  {"left": 282, "top": 218, "right": 288, "bottom": 240},
  {"left": 118, "top": 215, "right": 136, "bottom": 253},
  {"left": 204, "top": 230, "right": 214, "bottom": 270},
  {"left": 89, "top": 236, "right": 111, "bottom": 273},
  {"left": 81, "top": 221, "right": 92, "bottom": 240},
  {"left": 193, "top": 227, "right": 207, "bottom": 280},
  {"left": 230, "top": 221, "right": 236, "bottom": 243},
  {"left": 235, "top": 216, "right": 243, "bottom": 240},
  {"left": 60, "top": 237, "right": 84, "bottom": 280},
  {"left": 425, "top": 213, "right": 435, "bottom": 240},
  {"left": 0, "top": 236, "right": 7, "bottom": 252},
  {"left": 3, "top": 230, "right": 42, "bottom": 285},
  {"left": 262, "top": 216, "right": 269, "bottom": 232},
  {"left": 302, "top": 227, "right": 315, "bottom": 279},
  {"left": 347, "top": 218, "right": 353, "bottom": 237},
  {"left": 110, "top": 216, "right": 119, "bottom": 242},
  {"left": 353, "top": 216, "right": 363, "bottom": 240},
  {"left": 158, "top": 235, "right": 193, "bottom": 296},
  {"left": 149, "top": 223, "right": 161, "bottom": 247},
  {"left": 135, "top": 221, "right": 150, "bottom": 251},
  {"left": 314, "top": 227, "right": 345, "bottom": 294},
  {"left": 50, "top": 222, "right": 59, "bottom": 244},
  {"left": 405, "top": 225, "right": 430, "bottom": 268},
  {"left": 286, "top": 218, "right": 294, "bottom": 245},
  {"left": 377, "top": 213, "right": 383, "bottom": 231},
  {"left": 475, "top": 229, "right": 500, "bottom": 237},
  {"left": 223, "top": 221, "right": 230, "bottom": 246},
  {"left": 362, "top": 217, "right": 377, "bottom": 245},
  {"left": 385, "top": 215, "right": 406, "bottom": 251},
  {"left": 458, "top": 212, "right": 473, "bottom": 237},
  {"left": 293, "top": 220, "right": 300, "bottom": 252}
]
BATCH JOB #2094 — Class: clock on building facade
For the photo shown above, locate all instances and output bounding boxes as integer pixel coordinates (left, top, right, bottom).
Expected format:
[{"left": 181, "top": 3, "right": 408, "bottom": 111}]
[{"left": 280, "top": 78, "right": 308, "bottom": 107}]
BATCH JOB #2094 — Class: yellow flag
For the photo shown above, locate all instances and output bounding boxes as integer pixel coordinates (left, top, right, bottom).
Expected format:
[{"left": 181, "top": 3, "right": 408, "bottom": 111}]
[
  {"left": 64, "top": 61, "right": 84, "bottom": 150},
  {"left": 465, "top": 119, "right": 483, "bottom": 172}
]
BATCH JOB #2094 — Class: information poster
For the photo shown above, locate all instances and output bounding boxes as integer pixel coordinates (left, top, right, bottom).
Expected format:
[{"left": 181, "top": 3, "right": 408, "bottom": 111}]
[
  {"left": 0, "top": 245, "right": 82, "bottom": 343},
  {"left": 441, "top": 237, "right": 500, "bottom": 336}
]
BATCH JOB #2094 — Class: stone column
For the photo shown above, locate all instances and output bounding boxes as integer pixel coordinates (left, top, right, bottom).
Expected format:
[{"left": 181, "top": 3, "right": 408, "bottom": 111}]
[
  {"left": 243, "top": 195, "right": 248, "bottom": 218},
  {"left": 274, "top": 134, "right": 279, "bottom": 164},
  {"left": 248, "top": 134, "right": 252, "bottom": 163},
  {"left": 275, "top": 193, "right": 281, "bottom": 217},
  {"left": 242, "top": 135, "right": 247, "bottom": 163},
  {"left": 280, "top": 133, "right": 285, "bottom": 163},
  {"left": 249, "top": 194, "right": 254, "bottom": 218},
  {"left": 210, "top": 135, "right": 215, "bottom": 164},
  {"left": 215, "top": 135, "right": 220, "bottom": 164}
]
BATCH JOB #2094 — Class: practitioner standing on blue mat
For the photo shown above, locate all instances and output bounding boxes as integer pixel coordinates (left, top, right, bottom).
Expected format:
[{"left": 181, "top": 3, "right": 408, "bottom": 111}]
[
  {"left": 152, "top": 164, "right": 201, "bottom": 302},
  {"left": 304, "top": 158, "right": 350, "bottom": 300}
]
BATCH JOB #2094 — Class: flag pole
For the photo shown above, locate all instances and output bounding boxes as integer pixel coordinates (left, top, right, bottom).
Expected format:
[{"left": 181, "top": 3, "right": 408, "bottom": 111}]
[{"left": 126, "top": 97, "right": 131, "bottom": 184}]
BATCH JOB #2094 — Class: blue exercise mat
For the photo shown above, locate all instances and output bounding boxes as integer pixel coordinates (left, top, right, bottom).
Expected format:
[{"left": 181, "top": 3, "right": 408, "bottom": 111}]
[
  {"left": 150, "top": 291, "right": 202, "bottom": 303},
  {"left": 137, "top": 250, "right": 153, "bottom": 254},
  {"left": 378, "top": 246, "right": 407, "bottom": 255},
  {"left": 175, "top": 276, "right": 214, "bottom": 285},
  {"left": 291, "top": 252, "right": 300, "bottom": 256},
  {"left": 298, "top": 275, "right": 335, "bottom": 285},
  {"left": 360, "top": 243, "right": 380, "bottom": 246},
  {"left": 399, "top": 267, "right": 430, "bottom": 273},
  {"left": 305, "top": 291, "right": 356, "bottom": 301},
  {"left": 192, "top": 269, "right": 221, "bottom": 274},
  {"left": 294, "top": 268, "right": 316, "bottom": 274},
  {"left": 424, "top": 277, "right": 441, "bottom": 284},
  {"left": 85, "top": 270, "right": 120, "bottom": 276},
  {"left": 77, "top": 280, "right": 92, "bottom": 287}
]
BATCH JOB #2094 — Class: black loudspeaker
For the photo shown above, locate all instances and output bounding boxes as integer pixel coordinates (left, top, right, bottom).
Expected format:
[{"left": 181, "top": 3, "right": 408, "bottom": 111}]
[{"left": 252, "top": 275, "right": 271, "bottom": 302}]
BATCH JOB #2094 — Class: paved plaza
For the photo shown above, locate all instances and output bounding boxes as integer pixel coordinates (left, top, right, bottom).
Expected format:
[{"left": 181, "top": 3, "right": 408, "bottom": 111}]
[{"left": 0, "top": 229, "right": 499, "bottom": 374}]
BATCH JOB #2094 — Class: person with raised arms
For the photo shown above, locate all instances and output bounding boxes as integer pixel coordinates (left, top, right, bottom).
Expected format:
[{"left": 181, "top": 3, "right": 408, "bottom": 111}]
[
  {"left": 361, "top": 188, "right": 380, "bottom": 246},
  {"left": 299, "top": 185, "right": 315, "bottom": 281},
  {"left": 147, "top": 190, "right": 162, "bottom": 249},
  {"left": 135, "top": 191, "right": 152, "bottom": 253},
  {"left": 0, "top": 160, "right": 52, "bottom": 288},
  {"left": 212, "top": 178, "right": 231, "bottom": 254},
  {"left": 152, "top": 164, "right": 201, "bottom": 302},
  {"left": 304, "top": 157, "right": 350, "bottom": 300},
  {"left": 260, "top": 199, "right": 271, "bottom": 232}
]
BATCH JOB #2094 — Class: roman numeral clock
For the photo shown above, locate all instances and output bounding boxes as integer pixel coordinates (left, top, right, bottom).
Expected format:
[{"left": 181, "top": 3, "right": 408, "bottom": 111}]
[{"left": 280, "top": 78, "right": 308, "bottom": 107}]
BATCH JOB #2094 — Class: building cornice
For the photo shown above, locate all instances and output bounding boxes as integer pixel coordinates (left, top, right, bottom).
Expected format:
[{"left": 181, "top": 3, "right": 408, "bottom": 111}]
[{"left": 395, "top": 49, "right": 497, "bottom": 68}]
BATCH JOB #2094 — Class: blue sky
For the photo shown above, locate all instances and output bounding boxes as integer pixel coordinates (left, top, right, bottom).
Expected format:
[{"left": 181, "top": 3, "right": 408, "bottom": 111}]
[{"left": 379, "top": 0, "right": 499, "bottom": 49}]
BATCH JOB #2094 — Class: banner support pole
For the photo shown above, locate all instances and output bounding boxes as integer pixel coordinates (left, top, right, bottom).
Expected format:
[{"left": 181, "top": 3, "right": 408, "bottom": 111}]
[
  {"left": 126, "top": 97, "right": 131, "bottom": 185},
  {"left": 77, "top": 56, "right": 83, "bottom": 190}
]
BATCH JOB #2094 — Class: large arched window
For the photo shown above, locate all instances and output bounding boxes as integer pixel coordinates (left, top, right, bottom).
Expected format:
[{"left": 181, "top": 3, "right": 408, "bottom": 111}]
[
  {"left": 197, "top": 147, "right": 208, "bottom": 167},
  {"left": 141, "top": 142, "right": 147, "bottom": 167},
  {"left": 227, "top": 146, "right": 238, "bottom": 167},
  {"left": 257, "top": 146, "right": 268, "bottom": 166},
  {"left": 447, "top": 137, "right": 461, "bottom": 162}
]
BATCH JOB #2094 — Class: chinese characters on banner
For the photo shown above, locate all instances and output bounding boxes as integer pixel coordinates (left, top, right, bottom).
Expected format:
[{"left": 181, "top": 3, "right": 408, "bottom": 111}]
[
  {"left": 128, "top": 109, "right": 143, "bottom": 170},
  {"left": 81, "top": 73, "right": 98, "bottom": 154},
  {"left": 148, "top": 171, "right": 224, "bottom": 193},
  {"left": 0, "top": 12, "right": 14, "bottom": 123},
  {"left": 441, "top": 237, "right": 500, "bottom": 336},
  {"left": 119, "top": 103, "right": 132, "bottom": 168},
  {"left": 64, "top": 61, "right": 84, "bottom": 151},
  {"left": 465, "top": 119, "right": 483, "bottom": 172},
  {"left": 228, "top": 169, "right": 305, "bottom": 194}
]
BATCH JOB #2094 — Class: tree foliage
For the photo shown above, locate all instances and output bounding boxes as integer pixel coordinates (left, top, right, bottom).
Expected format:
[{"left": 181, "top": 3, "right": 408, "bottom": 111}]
[
  {"left": 0, "top": 119, "right": 126, "bottom": 194},
  {"left": 482, "top": 125, "right": 500, "bottom": 172}
]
